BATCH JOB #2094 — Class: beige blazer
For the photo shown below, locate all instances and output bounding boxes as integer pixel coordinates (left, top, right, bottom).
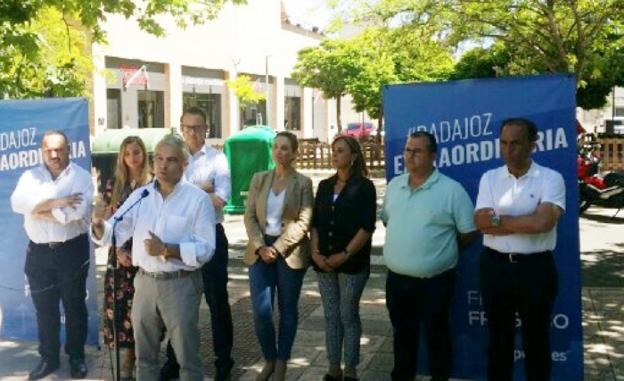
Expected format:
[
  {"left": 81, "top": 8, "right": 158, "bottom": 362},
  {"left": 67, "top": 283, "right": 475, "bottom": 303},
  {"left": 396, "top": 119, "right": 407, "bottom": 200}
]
[{"left": 244, "top": 169, "right": 313, "bottom": 269}]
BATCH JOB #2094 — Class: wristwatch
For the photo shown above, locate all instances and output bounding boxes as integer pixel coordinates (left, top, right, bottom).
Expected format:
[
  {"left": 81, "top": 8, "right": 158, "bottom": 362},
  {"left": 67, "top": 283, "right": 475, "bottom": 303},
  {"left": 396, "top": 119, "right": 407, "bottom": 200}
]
[{"left": 490, "top": 213, "right": 501, "bottom": 227}]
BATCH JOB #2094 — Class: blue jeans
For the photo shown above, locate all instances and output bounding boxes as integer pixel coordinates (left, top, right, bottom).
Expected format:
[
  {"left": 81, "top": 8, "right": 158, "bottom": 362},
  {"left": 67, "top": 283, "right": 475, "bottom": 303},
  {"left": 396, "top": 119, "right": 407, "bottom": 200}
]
[{"left": 249, "top": 239, "right": 306, "bottom": 361}]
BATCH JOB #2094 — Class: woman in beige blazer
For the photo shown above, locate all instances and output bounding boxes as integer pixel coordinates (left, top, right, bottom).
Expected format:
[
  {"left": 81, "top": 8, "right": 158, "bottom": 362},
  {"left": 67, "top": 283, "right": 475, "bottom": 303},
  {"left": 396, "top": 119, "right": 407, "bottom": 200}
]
[{"left": 244, "top": 131, "right": 313, "bottom": 381}]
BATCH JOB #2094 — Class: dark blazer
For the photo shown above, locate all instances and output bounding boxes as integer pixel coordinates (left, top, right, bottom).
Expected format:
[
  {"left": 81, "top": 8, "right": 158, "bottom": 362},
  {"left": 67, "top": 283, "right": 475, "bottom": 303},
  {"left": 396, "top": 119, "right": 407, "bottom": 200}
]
[
  {"left": 244, "top": 169, "right": 314, "bottom": 269},
  {"left": 312, "top": 175, "right": 377, "bottom": 273}
]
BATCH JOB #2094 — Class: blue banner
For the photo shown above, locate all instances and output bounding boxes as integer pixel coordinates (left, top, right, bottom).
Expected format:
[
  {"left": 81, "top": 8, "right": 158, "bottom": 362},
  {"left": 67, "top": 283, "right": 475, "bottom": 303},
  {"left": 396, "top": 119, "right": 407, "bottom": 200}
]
[
  {"left": 0, "top": 98, "right": 98, "bottom": 346},
  {"left": 383, "top": 74, "right": 581, "bottom": 380}
]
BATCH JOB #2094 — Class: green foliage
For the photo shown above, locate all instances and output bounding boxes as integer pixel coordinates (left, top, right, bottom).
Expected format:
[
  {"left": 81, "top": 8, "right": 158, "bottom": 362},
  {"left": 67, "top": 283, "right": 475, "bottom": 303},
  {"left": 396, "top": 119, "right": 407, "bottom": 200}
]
[
  {"left": 450, "top": 44, "right": 511, "bottom": 80},
  {"left": 292, "top": 39, "right": 360, "bottom": 100},
  {"left": 345, "top": 0, "right": 624, "bottom": 110},
  {"left": 292, "top": 39, "right": 361, "bottom": 131},
  {"left": 0, "top": 7, "right": 92, "bottom": 98},
  {"left": 0, "top": 0, "right": 243, "bottom": 99},
  {"left": 292, "top": 25, "right": 453, "bottom": 127},
  {"left": 225, "top": 75, "right": 266, "bottom": 108}
]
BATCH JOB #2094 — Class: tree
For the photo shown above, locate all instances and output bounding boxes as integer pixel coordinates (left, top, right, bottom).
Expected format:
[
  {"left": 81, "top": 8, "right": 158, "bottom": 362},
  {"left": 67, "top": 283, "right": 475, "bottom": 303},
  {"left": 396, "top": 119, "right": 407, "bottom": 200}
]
[
  {"left": 292, "top": 39, "right": 360, "bottom": 133},
  {"left": 1, "top": 0, "right": 243, "bottom": 98},
  {"left": 225, "top": 75, "right": 266, "bottom": 126},
  {"left": 347, "top": 0, "right": 624, "bottom": 109},
  {"left": 292, "top": 26, "right": 454, "bottom": 134},
  {"left": 345, "top": 27, "right": 453, "bottom": 134}
]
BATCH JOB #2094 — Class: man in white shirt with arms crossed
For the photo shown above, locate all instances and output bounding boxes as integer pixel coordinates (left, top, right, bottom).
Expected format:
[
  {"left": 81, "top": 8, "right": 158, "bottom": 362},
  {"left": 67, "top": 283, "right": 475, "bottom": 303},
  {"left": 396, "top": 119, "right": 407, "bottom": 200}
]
[
  {"left": 475, "top": 118, "right": 565, "bottom": 381},
  {"left": 11, "top": 130, "right": 93, "bottom": 380}
]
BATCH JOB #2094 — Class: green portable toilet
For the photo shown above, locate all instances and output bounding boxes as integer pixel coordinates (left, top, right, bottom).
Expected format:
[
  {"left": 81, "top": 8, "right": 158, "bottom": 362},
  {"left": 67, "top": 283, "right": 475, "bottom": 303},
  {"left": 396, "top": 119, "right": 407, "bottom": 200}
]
[{"left": 224, "top": 125, "right": 275, "bottom": 214}]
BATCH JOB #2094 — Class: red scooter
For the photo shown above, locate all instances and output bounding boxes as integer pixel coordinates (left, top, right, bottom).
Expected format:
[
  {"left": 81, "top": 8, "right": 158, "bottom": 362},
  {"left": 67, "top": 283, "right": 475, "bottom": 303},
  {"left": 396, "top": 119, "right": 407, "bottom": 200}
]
[{"left": 577, "top": 138, "right": 624, "bottom": 216}]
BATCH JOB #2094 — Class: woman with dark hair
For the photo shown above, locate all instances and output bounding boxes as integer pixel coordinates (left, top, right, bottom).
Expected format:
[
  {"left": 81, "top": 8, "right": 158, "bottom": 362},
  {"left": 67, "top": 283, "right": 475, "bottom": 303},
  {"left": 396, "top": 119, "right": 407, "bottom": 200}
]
[
  {"left": 244, "top": 131, "right": 314, "bottom": 381},
  {"left": 311, "top": 135, "right": 377, "bottom": 381},
  {"left": 101, "top": 136, "right": 151, "bottom": 380}
]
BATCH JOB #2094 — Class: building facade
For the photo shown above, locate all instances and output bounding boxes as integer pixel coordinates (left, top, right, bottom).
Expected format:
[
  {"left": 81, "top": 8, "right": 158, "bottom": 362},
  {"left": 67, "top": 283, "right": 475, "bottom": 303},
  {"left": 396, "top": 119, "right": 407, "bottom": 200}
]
[{"left": 91, "top": 0, "right": 338, "bottom": 142}]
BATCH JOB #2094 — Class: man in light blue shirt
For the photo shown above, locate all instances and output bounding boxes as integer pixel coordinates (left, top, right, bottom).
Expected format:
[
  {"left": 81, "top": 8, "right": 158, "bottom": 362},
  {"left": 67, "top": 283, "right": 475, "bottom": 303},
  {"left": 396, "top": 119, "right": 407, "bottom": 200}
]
[{"left": 382, "top": 131, "right": 476, "bottom": 381}]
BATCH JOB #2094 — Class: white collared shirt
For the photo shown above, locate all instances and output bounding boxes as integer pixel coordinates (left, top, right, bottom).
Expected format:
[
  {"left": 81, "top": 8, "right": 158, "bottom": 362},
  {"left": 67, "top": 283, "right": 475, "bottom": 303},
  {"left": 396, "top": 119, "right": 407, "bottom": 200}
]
[
  {"left": 92, "top": 180, "right": 216, "bottom": 272},
  {"left": 11, "top": 162, "right": 93, "bottom": 243},
  {"left": 184, "top": 144, "right": 231, "bottom": 223},
  {"left": 476, "top": 161, "right": 566, "bottom": 253}
]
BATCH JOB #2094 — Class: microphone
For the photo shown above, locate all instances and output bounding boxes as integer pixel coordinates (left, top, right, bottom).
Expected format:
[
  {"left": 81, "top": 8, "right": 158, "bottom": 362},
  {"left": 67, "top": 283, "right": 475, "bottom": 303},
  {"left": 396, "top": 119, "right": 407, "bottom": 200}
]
[{"left": 114, "top": 189, "right": 150, "bottom": 223}]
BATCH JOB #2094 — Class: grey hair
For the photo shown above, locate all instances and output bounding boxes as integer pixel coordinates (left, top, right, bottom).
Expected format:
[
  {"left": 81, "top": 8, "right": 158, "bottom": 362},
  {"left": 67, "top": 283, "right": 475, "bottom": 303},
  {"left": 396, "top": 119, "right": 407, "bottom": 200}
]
[{"left": 155, "top": 134, "right": 190, "bottom": 162}]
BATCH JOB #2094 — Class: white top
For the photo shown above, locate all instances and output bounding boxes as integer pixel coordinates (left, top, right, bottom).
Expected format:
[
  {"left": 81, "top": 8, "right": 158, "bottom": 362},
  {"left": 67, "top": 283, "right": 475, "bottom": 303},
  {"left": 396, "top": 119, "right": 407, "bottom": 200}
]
[
  {"left": 476, "top": 161, "right": 566, "bottom": 254},
  {"left": 265, "top": 189, "right": 286, "bottom": 236},
  {"left": 11, "top": 162, "right": 94, "bottom": 243},
  {"left": 184, "top": 144, "right": 231, "bottom": 223},
  {"left": 92, "top": 180, "right": 216, "bottom": 272}
]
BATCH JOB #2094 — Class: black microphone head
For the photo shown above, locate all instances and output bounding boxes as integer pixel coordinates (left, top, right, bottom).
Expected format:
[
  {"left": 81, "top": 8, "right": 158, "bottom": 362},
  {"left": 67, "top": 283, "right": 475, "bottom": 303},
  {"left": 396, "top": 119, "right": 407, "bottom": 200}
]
[{"left": 141, "top": 189, "right": 150, "bottom": 198}]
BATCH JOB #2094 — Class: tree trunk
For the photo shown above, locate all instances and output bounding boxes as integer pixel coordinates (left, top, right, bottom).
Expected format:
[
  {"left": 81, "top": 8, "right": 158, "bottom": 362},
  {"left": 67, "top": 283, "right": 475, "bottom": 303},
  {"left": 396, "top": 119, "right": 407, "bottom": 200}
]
[{"left": 336, "top": 95, "right": 342, "bottom": 134}]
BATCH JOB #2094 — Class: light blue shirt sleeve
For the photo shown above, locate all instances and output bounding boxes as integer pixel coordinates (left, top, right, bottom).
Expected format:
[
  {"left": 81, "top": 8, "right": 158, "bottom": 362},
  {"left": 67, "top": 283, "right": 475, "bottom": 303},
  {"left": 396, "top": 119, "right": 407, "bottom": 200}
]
[{"left": 452, "top": 184, "right": 477, "bottom": 234}]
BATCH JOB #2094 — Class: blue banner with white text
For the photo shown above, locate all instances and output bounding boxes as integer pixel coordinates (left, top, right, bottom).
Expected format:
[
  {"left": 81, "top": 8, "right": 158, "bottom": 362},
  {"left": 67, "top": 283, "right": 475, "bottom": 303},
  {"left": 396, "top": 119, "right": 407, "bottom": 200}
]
[
  {"left": 383, "top": 74, "right": 582, "bottom": 380},
  {"left": 0, "top": 98, "right": 98, "bottom": 346}
]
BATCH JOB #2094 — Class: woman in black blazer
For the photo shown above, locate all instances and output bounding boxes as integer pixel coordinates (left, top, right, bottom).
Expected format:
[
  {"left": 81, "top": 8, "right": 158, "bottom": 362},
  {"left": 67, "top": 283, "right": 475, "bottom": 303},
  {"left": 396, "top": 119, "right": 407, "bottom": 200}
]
[{"left": 310, "top": 135, "right": 377, "bottom": 381}]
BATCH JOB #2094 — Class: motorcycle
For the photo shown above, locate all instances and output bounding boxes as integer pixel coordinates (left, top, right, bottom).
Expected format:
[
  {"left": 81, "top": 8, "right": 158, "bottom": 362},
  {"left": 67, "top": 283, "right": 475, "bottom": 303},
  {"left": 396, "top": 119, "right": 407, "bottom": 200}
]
[{"left": 577, "top": 138, "right": 624, "bottom": 216}]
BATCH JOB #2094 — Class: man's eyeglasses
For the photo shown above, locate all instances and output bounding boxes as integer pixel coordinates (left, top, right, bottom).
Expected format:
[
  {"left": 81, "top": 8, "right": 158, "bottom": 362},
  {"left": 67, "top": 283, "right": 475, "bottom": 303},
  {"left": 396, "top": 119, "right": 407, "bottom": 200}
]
[{"left": 404, "top": 147, "right": 426, "bottom": 156}]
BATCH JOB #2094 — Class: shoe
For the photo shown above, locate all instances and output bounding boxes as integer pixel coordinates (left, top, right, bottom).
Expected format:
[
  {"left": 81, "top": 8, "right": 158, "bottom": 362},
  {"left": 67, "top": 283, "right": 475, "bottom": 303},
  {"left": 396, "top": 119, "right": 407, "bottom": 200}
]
[
  {"left": 159, "top": 360, "right": 180, "bottom": 381},
  {"left": 28, "top": 358, "right": 59, "bottom": 380},
  {"left": 215, "top": 366, "right": 232, "bottom": 381},
  {"left": 273, "top": 360, "right": 287, "bottom": 381},
  {"left": 255, "top": 360, "right": 275, "bottom": 381},
  {"left": 69, "top": 359, "right": 88, "bottom": 379}
]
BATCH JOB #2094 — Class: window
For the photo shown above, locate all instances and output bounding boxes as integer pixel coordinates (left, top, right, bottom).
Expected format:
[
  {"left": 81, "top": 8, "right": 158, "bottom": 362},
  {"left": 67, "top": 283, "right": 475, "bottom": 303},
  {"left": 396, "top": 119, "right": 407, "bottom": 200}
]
[
  {"left": 615, "top": 106, "right": 624, "bottom": 117},
  {"left": 183, "top": 93, "right": 222, "bottom": 138},
  {"left": 241, "top": 100, "right": 267, "bottom": 128},
  {"left": 138, "top": 90, "right": 164, "bottom": 128},
  {"left": 284, "top": 97, "right": 301, "bottom": 131},
  {"left": 106, "top": 89, "right": 122, "bottom": 129}
]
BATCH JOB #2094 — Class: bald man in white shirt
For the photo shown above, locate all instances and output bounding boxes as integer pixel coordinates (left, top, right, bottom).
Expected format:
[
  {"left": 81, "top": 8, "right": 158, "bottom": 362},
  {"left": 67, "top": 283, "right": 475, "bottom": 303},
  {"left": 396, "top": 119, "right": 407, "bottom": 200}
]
[
  {"left": 11, "top": 130, "right": 93, "bottom": 380},
  {"left": 475, "top": 118, "right": 565, "bottom": 381}
]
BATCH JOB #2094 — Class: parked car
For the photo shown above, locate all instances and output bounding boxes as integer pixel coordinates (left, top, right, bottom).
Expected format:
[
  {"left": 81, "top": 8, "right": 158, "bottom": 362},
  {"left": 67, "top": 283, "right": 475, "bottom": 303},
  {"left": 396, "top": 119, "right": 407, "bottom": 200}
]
[{"left": 345, "top": 122, "right": 375, "bottom": 137}]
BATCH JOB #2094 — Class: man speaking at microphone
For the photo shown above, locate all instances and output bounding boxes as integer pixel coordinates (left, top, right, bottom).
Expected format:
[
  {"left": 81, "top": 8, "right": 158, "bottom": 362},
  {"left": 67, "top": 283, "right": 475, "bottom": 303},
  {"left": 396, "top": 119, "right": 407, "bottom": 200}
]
[{"left": 92, "top": 135, "right": 217, "bottom": 381}]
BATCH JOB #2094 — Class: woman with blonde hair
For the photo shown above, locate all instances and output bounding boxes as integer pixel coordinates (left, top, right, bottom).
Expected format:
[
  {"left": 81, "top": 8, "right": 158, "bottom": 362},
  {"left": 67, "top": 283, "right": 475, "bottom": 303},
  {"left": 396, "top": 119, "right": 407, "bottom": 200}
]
[
  {"left": 244, "top": 131, "right": 314, "bottom": 381},
  {"left": 101, "top": 136, "right": 151, "bottom": 380}
]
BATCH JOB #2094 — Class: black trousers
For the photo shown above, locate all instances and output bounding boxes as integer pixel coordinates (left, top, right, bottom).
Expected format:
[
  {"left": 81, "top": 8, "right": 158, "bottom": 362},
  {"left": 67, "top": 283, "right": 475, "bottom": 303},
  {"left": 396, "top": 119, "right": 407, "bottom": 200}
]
[
  {"left": 24, "top": 233, "right": 89, "bottom": 362},
  {"left": 480, "top": 249, "right": 559, "bottom": 381},
  {"left": 386, "top": 269, "right": 455, "bottom": 381},
  {"left": 167, "top": 223, "right": 234, "bottom": 370}
]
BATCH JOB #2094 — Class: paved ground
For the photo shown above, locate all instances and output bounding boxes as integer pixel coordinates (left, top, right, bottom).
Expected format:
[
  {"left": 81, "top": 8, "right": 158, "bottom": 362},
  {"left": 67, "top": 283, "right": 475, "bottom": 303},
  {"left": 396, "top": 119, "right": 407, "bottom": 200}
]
[{"left": 1, "top": 170, "right": 623, "bottom": 380}]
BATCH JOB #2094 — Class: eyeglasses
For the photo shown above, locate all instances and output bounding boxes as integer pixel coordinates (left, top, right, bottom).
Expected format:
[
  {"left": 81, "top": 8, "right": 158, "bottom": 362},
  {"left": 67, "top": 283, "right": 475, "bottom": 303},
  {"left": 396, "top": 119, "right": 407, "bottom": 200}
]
[{"left": 404, "top": 147, "right": 426, "bottom": 156}]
